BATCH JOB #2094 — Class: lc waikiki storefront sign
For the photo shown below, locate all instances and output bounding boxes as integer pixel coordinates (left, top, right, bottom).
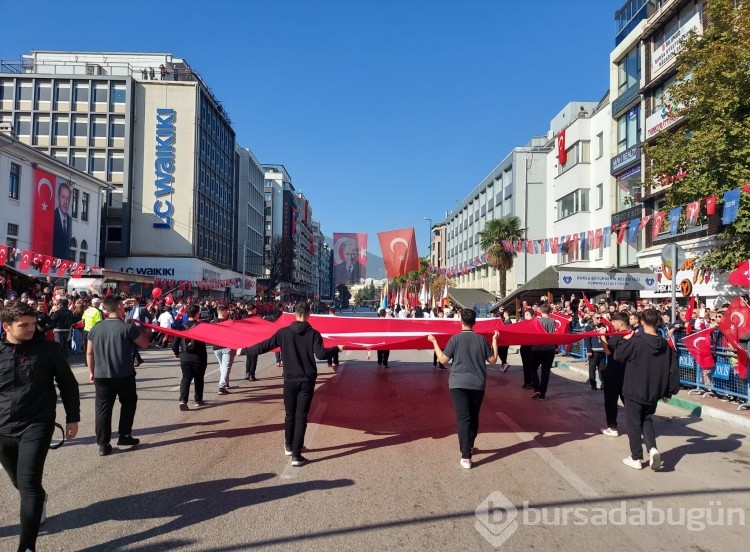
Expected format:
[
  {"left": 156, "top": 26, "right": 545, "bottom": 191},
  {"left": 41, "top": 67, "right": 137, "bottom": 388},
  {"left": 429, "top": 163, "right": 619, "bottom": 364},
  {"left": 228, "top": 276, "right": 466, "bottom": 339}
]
[{"left": 153, "top": 108, "right": 176, "bottom": 229}]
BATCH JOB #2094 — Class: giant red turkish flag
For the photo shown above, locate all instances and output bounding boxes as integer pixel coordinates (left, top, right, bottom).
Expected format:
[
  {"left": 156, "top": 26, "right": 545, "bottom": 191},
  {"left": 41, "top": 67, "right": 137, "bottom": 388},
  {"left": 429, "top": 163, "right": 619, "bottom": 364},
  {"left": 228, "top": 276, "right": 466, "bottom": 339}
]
[
  {"left": 681, "top": 327, "right": 715, "bottom": 370},
  {"left": 32, "top": 169, "right": 56, "bottom": 255},
  {"left": 377, "top": 227, "right": 420, "bottom": 279}
]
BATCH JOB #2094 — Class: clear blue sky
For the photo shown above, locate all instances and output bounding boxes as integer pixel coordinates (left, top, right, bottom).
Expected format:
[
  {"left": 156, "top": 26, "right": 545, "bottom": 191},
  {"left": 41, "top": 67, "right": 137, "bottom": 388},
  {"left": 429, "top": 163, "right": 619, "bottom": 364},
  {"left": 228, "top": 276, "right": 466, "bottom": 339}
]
[{"left": 1, "top": 0, "right": 621, "bottom": 258}]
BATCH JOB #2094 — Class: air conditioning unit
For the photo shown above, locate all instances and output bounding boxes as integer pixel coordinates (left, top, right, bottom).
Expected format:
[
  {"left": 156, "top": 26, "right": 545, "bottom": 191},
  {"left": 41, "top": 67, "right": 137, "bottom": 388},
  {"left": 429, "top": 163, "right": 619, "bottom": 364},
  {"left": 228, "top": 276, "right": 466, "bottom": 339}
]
[{"left": 85, "top": 63, "right": 102, "bottom": 76}]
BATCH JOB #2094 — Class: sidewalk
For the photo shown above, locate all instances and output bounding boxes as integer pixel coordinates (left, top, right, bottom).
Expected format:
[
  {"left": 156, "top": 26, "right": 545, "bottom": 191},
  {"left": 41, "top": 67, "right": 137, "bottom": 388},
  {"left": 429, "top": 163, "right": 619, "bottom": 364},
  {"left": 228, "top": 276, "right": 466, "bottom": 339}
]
[{"left": 554, "top": 356, "right": 750, "bottom": 430}]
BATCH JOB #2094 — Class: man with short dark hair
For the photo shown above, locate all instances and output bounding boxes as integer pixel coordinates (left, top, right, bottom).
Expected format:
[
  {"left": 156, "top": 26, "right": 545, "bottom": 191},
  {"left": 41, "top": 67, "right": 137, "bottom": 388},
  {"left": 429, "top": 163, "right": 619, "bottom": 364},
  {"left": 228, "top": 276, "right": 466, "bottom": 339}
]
[
  {"left": 599, "top": 312, "right": 629, "bottom": 437},
  {"left": 172, "top": 305, "right": 208, "bottom": 409},
  {"left": 0, "top": 301, "right": 79, "bottom": 552},
  {"left": 50, "top": 297, "right": 74, "bottom": 358},
  {"left": 529, "top": 303, "right": 556, "bottom": 401},
  {"left": 211, "top": 305, "right": 234, "bottom": 394},
  {"left": 237, "top": 302, "right": 342, "bottom": 466},
  {"left": 87, "top": 295, "right": 151, "bottom": 456}
]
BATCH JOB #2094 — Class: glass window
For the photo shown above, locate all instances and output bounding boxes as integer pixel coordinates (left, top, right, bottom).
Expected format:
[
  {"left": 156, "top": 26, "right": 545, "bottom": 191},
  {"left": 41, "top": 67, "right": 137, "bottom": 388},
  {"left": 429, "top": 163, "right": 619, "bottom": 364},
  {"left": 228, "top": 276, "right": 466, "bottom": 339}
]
[
  {"left": 71, "top": 188, "right": 79, "bottom": 219},
  {"left": 111, "top": 84, "right": 126, "bottom": 104},
  {"left": 109, "top": 154, "right": 124, "bottom": 173},
  {"left": 9, "top": 162, "right": 20, "bottom": 200},
  {"left": 110, "top": 117, "right": 125, "bottom": 138},
  {"left": 617, "top": 106, "right": 640, "bottom": 152},
  {"left": 81, "top": 192, "right": 90, "bottom": 222},
  {"left": 15, "top": 117, "right": 31, "bottom": 136},
  {"left": 54, "top": 82, "right": 70, "bottom": 102},
  {"left": 53, "top": 115, "right": 69, "bottom": 137},
  {"left": 7, "top": 223, "right": 18, "bottom": 236},
  {"left": 78, "top": 251, "right": 87, "bottom": 265},
  {"left": 70, "top": 150, "right": 86, "bottom": 171},
  {"left": 73, "top": 115, "right": 88, "bottom": 137},
  {"left": 597, "top": 133, "right": 604, "bottom": 159},
  {"left": 18, "top": 83, "right": 32, "bottom": 101},
  {"left": 597, "top": 183, "right": 604, "bottom": 209},
  {"left": 91, "top": 116, "right": 107, "bottom": 138},
  {"left": 89, "top": 153, "right": 106, "bottom": 173},
  {"left": 93, "top": 84, "right": 108, "bottom": 103},
  {"left": 73, "top": 83, "right": 89, "bottom": 102},
  {"left": 34, "top": 115, "right": 50, "bottom": 137},
  {"left": 0, "top": 81, "right": 13, "bottom": 101},
  {"left": 36, "top": 83, "right": 52, "bottom": 102}
]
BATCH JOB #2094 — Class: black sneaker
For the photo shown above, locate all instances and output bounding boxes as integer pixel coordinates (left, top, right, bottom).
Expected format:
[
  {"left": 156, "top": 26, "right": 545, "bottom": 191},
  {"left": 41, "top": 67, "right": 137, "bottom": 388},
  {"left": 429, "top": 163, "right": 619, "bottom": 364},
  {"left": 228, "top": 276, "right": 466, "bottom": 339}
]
[
  {"left": 218, "top": 387, "right": 229, "bottom": 395},
  {"left": 531, "top": 391, "right": 541, "bottom": 399},
  {"left": 194, "top": 401, "right": 206, "bottom": 407},
  {"left": 291, "top": 455, "right": 307, "bottom": 467},
  {"left": 99, "top": 444, "right": 112, "bottom": 456},
  {"left": 250, "top": 376, "right": 257, "bottom": 381},
  {"left": 117, "top": 435, "right": 140, "bottom": 446},
  {"left": 244, "top": 374, "right": 251, "bottom": 380},
  {"left": 179, "top": 402, "right": 189, "bottom": 411}
]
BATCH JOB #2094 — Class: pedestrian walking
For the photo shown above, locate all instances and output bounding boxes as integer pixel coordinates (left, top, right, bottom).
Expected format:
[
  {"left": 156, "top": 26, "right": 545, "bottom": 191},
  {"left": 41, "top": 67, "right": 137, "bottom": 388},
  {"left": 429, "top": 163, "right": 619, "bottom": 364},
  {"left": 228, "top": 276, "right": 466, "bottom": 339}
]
[
  {"left": 236, "top": 302, "right": 343, "bottom": 467},
  {"left": 613, "top": 308, "right": 680, "bottom": 470},
  {"left": 529, "top": 303, "right": 556, "bottom": 401},
  {"left": 86, "top": 295, "right": 151, "bottom": 457},
  {"left": 584, "top": 313, "right": 607, "bottom": 390},
  {"left": 599, "top": 312, "right": 629, "bottom": 437},
  {"left": 0, "top": 301, "right": 80, "bottom": 552},
  {"left": 171, "top": 305, "right": 208, "bottom": 410},
  {"left": 327, "top": 307, "right": 340, "bottom": 367},
  {"left": 376, "top": 308, "right": 390, "bottom": 367},
  {"left": 244, "top": 304, "right": 259, "bottom": 381},
  {"left": 519, "top": 309, "right": 534, "bottom": 388},
  {"left": 427, "top": 308, "right": 499, "bottom": 469},
  {"left": 49, "top": 298, "right": 74, "bottom": 358},
  {"left": 211, "top": 305, "right": 235, "bottom": 394},
  {"left": 497, "top": 309, "right": 513, "bottom": 372}
]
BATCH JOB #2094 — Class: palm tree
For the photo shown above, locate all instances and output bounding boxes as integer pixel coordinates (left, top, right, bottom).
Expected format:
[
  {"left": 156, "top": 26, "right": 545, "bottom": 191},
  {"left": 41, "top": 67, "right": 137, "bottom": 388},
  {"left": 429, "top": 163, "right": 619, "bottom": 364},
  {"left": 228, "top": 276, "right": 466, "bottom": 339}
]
[{"left": 478, "top": 215, "right": 524, "bottom": 298}]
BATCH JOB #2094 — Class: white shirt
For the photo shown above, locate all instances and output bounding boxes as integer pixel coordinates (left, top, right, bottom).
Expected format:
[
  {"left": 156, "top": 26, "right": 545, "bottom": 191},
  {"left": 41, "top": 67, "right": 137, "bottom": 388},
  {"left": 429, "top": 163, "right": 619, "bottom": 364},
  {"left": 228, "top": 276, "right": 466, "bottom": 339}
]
[{"left": 157, "top": 311, "right": 175, "bottom": 328}]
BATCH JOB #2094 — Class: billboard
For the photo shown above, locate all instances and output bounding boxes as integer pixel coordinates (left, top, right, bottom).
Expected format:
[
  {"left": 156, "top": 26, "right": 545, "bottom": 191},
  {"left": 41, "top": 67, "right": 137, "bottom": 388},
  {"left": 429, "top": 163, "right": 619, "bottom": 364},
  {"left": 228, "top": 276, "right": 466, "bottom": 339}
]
[
  {"left": 333, "top": 233, "right": 367, "bottom": 285},
  {"left": 33, "top": 168, "right": 71, "bottom": 259}
]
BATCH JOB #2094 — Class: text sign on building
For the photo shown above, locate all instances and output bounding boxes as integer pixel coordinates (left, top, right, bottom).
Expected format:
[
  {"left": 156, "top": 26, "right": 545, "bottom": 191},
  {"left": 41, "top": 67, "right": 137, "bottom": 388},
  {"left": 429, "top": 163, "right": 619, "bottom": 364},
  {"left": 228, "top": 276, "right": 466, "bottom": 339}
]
[
  {"left": 610, "top": 144, "right": 641, "bottom": 175},
  {"left": 651, "top": 12, "right": 702, "bottom": 74},
  {"left": 645, "top": 107, "right": 683, "bottom": 139},
  {"left": 558, "top": 271, "right": 657, "bottom": 291},
  {"left": 153, "top": 108, "right": 175, "bottom": 229}
]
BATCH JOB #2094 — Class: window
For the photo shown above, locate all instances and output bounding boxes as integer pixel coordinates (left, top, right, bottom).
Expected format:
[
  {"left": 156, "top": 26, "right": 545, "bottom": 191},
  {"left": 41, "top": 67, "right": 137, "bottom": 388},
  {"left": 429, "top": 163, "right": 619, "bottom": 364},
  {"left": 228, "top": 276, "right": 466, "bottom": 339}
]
[
  {"left": 70, "top": 150, "right": 86, "bottom": 171},
  {"left": 69, "top": 238, "right": 77, "bottom": 262},
  {"left": 54, "top": 82, "right": 70, "bottom": 102},
  {"left": 597, "top": 132, "right": 604, "bottom": 159},
  {"left": 617, "top": 47, "right": 640, "bottom": 94},
  {"left": 557, "top": 140, "right": 591, "bottom": 175},
  {"left": 107, "top": 226, "right": 122, "bottom": 242},
  {"left": 53, "top": 115, "right": 69, "bottom": 137},
  {"left": 653, "top": 74, "right": 679, "bottom": 112},
  {"left": 15, "top": 117, "right": 31, "bottom": 136},
  {"left": 34, "top": 115, "right": 50, "bottom": 137},
  {"left": 111, "top": 84, "right": 126, "bottom": 104},
  {"left": 18, "top": 83, "right": 32, "bottom": 101},
  {"left": 597, "top": 183, "right": 604, "bottom": 209},
  {"left": 79, "top": 240, "right": 88, "bottom": 265},
  {"left": 617, "top": 106, "right": 640, "bottom": 152},
  {"left": 7, "top": 223, "right": 18, "bottom": 237},
  {"left": 91, "top": 116, "right": 107, "bottom": 138},
  {"left": 108, "top": 154, "right": 124, "bottom": 173},
  {"left": 89, "top": 153, "right": 105, "bottom": 173},
  {"left": 110, "top": 116, "right": 125, "bottom": 138},
  {"left": 0, "top": 81, "right": 13, "bottom": 101},
  {"left": 72, "top": 115, "right": 88, "bottom": 137},
  {"left": 35, "top": 83, "right": 52, "bottom": 102},
  {"left": 73, "top": 83, "right": 89, "bottom": 103},
  {"left": 93, "top": 84, "right": 108, "bottom": 103},
  {"left": 71, "top": 188, "right": 79, "bottom": 219},
  {"left": 81, "top": 192, "right": 90, "bottom": 222},
  {"left": 556, "top": 189, "right": 590, "bottom": 220},
  {"left": 9, "top": 163, "right": 20, "bottom": 200}
]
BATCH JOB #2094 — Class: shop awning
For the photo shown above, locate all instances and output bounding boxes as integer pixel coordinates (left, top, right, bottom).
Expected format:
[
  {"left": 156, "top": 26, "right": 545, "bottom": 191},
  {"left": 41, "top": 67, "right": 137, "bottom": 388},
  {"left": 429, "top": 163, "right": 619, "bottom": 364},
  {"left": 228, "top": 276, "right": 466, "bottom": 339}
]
[{"left": 447, "top": 288, "right": 499, "bottom": 310}]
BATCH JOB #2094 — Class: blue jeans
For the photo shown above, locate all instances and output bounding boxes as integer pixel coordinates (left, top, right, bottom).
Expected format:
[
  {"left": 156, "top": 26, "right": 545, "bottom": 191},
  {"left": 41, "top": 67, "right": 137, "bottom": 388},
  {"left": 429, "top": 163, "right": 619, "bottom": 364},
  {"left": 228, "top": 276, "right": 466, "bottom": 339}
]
[{"left": 214, "top": 348, "right": 235, "bottom": 389}]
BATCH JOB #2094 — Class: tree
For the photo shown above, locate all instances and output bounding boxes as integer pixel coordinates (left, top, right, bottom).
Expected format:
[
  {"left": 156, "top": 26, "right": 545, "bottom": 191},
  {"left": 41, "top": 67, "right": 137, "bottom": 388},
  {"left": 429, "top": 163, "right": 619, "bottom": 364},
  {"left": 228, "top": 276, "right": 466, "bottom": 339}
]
[
  {"left": 265, "top": 236, "right": 295, "bottom": 295},
  {"left": 643, "top": 0, "right": 750, "bottom": 270},
  {"left": 478, "top": 216, "right": 523, "bottom": 298},
  {"left": 354, "top": 281, "right": 379, "bottom": 306}
]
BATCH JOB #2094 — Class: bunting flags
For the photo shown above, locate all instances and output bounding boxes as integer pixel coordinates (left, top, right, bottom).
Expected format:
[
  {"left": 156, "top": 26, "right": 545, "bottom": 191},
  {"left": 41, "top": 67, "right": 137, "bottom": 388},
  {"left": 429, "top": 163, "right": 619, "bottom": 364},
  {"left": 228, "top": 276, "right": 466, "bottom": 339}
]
[
  {"left": 669, "top": 206, "right": 682, "bottom": 236},
  {"left": 722, "top": 188, "right": 741, "bottom": 225},
  {"left": 685, "top": 200, "right": 701, "bottom": 226},
  {"left": 652, "top": 211, "right": 667, "bottom": 238},
  {"left": 706, "top": 196, "right": 717, "bottom": 215},
  {"left": 627, "top": 218, "right": 640, "bottom": 243}
]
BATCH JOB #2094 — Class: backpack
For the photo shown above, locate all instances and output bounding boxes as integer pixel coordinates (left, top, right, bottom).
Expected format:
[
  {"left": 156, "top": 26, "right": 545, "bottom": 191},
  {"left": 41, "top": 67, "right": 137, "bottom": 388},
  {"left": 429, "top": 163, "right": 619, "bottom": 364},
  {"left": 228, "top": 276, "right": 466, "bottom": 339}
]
[{"left": 178, "top": 320, "right": 200, "bottom": 354}]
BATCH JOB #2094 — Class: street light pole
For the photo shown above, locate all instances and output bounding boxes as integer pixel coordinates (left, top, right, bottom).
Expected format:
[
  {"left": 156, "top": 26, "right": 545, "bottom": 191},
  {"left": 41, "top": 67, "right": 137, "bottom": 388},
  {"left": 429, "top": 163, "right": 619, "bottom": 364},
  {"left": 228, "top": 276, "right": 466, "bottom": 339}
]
[
  {"left": 241, "top": 240, "right": 249, "bottom": 300},
  {"left": 424, "top": 217, "right": 432, "bottom": 308}
]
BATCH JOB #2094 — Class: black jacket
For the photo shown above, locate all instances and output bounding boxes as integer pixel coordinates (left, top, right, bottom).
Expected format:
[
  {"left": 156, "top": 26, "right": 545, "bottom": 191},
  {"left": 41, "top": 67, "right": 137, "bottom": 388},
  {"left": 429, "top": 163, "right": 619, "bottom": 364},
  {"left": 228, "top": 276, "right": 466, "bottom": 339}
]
[
  {"left": 614, "top": 332, "right": 680, "bottom": 405},
  {"left": 171, "top": 320, "right": 208, "bottom": 363},
  {"left": 601, "top": 335, "right": 626, "bottom": 382},
  {"left": 0, "top": 338, "right": 80, "bottom": 432},
  {"left": 242, "top": 320, "right": 337, "bottom": 381}
]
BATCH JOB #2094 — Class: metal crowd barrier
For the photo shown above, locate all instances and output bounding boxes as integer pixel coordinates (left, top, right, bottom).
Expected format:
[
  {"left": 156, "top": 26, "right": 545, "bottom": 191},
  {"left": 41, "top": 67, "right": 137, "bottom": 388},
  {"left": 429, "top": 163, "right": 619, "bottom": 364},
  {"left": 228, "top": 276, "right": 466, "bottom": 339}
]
[
  {"left": 673, "top": 330, "right": 750, "bottom": 411},
  {"left": 561, "top": 328, "right": 588, "bottom": 360}
]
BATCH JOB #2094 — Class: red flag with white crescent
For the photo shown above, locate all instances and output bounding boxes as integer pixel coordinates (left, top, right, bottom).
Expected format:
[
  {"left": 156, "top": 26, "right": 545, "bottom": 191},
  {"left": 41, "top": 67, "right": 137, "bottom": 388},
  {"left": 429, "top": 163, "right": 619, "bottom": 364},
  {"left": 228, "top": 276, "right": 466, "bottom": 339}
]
[
  {"left": 32, "top": 169, "right": 56, "bottom": 255},
  {"left": 718, "top": 297, "right": 750, "bottom": 342},
  {"left": 40, "top": 256, "right": 53, "bottom": 274},
  {"left": 56, "top": 259, "right": 71, "bottom": 276},
  {"left": 681, "top": 327, "right": 715, "bottom": 370},
  {"left": 728, "top": 260, "right": 750, "bottom": 287},
  {"left": 557, "top": 129, "right": 567, "bottom": 165},
  {"left": 651, "top": 211, "right": 667, "bottom": 238},
  {"left": 0, "top": 244, "right": 7, "bottom": 266},
  {"left": 18, "top": 250, "right": 33, "bottom": 270},
  {"left": 377, "top": 228, "right": 419, "bottom": 279}
]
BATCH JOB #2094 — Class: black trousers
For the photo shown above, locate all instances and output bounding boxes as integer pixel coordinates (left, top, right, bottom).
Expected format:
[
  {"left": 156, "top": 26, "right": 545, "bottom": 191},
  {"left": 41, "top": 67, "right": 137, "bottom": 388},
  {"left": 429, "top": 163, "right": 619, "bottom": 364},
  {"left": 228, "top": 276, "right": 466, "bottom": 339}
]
[
  {"left": 588, "top": 351, "right": 606, "bottom": 387},
  {"left": 450, "top": 388, "right": 485, "bottom": 459},
  {"left": 180, "top": 360, "right": 207, "bottom": 403},
  {"left": 283, "top": 379, "right": 315, "bottom": 457},
  {"left": 245, "top": 354, "right": 258, "bottom": 377},
  {"left": 53, "top": 329, "right": 70, "bottom": 358},
  {"left": 602, "top": 376, "right": 624, "bottom": 429},
  {"left": 520, "top": 346, "right": 532, "bottom": 385},
  {"left": 624, "top": 399, "right": 658, "bottom": 460},
  {"left": 529, "top": 350, "right": 556, "bottom": 397},
  {"left": 0, "top": 423, "right": 53, "bottom": 552},
  {"left": 94, "top": 374, "right": 138, "bottom": 445},
  {"left": 378, "top": 350, "right": 390, "bottom": 366},
  {"left": 498, "top": 346, "right": 510, "bottom": 365}
]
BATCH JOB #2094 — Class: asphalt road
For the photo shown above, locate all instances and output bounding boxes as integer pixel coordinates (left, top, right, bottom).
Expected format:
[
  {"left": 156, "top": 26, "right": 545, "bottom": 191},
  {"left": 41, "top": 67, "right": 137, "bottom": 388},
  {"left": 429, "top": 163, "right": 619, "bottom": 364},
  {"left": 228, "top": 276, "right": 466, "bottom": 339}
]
[{"left": 1, "top": 339, "right": 749, "bottom": 551}]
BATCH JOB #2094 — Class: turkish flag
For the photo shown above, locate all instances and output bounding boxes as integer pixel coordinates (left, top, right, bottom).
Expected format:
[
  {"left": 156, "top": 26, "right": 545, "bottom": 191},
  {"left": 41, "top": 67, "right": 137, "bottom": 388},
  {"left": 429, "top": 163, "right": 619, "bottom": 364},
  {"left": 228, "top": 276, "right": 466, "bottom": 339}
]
[
  {"left": 32, "top": 169, "right": 56, "bottom": 255},
  {"left": 18, "top": 250, "right": 32, "bottom": 270},
  {"left": 705, "top": 196, "right": 717, "bottom": 215},
  {"left": 616, "top": 223, "right": 628, "bottom": 244},
  {"left": 40, "top": 256, "right": 53, "bottom": 274},
  {"left": 599, "top": 316, "right": 614, "bottom": 333},
  {"left": 651, "top": 211, "right": 667, "bottom": 238},
  {"left": 549, "top": 311, "right": 571, "bottom": 334},
  {"left": 581, "top": 292, "right": 595, "bottom": 312},
  {"left": 685, "top": 200, "right": 701, "bottom": 226},
  {"left": 593, "top": 228, "right": 602, "bottom": 249},
  {"left": 681, "top": 328, "right": 715, "bottom": 370},
  {"left": 56, "top": 259, "right": 71, "bottom": 276},
  {"left": 728, "top": 260, "right": 750, "bottom": 287},
  {"left": 684, "top": 295, "right": 696, "bottom": 334},
  {"left": 557, "top": 129, "right": 567, "bottom": 165},
  {"left": 71, "top": 264, "right": 84, "bottom": 278},
  {"left": 718, "top": 297, "right": 750, "bottom": 342},
  {"left": 0, "top": 244, "right": 7, "bottom": 266},
  {"left": 638, "top": 215, "right": 652, "bottom": 231},
  {"left": 377, "top": 228, "right": 420, "bottom": 279}
]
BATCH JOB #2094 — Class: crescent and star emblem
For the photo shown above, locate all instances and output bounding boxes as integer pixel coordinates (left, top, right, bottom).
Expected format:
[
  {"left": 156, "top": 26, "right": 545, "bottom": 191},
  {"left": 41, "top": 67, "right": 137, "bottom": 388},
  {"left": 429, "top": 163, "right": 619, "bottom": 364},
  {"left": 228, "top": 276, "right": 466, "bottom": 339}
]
[
  {"left": 37, "top": 178, "right": 54, "bottom": 212},
  {"left": 730, "top": 312, "right": 745, "bottom": 328},
  {"left": 390, "top": 238, "right": 409, "bottom": 261}
]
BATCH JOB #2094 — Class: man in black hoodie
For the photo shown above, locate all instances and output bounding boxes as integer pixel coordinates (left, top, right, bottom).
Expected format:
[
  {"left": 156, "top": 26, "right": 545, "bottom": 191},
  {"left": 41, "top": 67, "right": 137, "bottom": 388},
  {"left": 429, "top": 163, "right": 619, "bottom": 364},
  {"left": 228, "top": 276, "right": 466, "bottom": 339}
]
[
  {"left": 237, "top": 302, "right": 342, "bottom": 466},
  {"left": 613, "top": 308, "right": 680, "bottom": 471},
  {"left": 172, "top": 305, "right": 208, "bottom": 410},
  {"left": 0, "top": 301, "right": 80, "bottom": 552}
]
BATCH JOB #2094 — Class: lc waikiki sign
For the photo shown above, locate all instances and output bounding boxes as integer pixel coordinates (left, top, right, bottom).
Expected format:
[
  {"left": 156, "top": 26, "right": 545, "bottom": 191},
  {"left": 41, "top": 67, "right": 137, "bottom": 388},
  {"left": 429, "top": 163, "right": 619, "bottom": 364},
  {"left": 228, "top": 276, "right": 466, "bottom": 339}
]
[{"left": 153, "top": 108, "right": 176, "bottom": 228}]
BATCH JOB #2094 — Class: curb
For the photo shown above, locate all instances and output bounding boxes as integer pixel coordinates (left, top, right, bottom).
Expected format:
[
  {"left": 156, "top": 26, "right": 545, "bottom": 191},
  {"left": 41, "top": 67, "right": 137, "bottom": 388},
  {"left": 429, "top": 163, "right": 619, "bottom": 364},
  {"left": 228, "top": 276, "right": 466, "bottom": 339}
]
[{"left": 553, "top": 359, "right": 750, "bottom": 430}]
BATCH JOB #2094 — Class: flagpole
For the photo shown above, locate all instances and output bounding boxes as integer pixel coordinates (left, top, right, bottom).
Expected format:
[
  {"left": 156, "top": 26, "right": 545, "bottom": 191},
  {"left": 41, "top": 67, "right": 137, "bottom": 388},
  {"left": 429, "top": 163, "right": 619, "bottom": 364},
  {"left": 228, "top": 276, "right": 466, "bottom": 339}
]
[{"left": 671, "top": 247, "right": 678, "bottom": 325}]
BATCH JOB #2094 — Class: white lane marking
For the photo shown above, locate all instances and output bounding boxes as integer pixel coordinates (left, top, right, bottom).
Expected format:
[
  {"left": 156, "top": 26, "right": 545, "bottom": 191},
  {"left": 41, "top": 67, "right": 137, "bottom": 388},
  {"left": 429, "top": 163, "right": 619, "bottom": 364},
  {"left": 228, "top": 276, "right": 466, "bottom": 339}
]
[
  {"left": 280, "top": 401, "right": 329, "bottom": 479},
  {"left": 494, "top": 411, "right": 599, "bottom": 499}
]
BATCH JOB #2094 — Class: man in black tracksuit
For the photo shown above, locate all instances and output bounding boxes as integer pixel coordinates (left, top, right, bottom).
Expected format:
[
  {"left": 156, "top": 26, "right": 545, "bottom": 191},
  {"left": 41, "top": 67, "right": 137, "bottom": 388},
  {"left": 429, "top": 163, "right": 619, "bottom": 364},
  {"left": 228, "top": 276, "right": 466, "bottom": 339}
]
[
  {"left": 171, "top": 305, "right": 208, "bottom": 410},
  {"left": 237, "top": 302, "right": 342, "bottom": 466},
  {"left": 0, "top": 301, "right": 80, "bottom": 552},
  {"left": 599, "top": 312, "right": 629, "bottom": 436},
  {"left": 583, "top": 314, "right": 606, "bottom": 390},
  {"left": 614, "top": 308, "right": 680, "bottom": 471}
]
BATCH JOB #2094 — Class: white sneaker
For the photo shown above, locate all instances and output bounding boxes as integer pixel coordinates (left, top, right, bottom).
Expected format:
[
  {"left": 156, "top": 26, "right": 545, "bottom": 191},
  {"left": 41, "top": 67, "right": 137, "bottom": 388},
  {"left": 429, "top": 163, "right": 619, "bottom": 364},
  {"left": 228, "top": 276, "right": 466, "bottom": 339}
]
[
  {"left": 622, "top": 456, "right": 643, "bottom": 470},
  {"left": 649, "top": 448, "right": 661, "bottom": 471},
  {"left": 460, "top": 458, "right": 472, "bottom": 469},
  {"left": 284, "top": 444, "right": 292, "bottom": 456},
  {"left": 602, "top": 427, "right": 619, "bottom": 437}
]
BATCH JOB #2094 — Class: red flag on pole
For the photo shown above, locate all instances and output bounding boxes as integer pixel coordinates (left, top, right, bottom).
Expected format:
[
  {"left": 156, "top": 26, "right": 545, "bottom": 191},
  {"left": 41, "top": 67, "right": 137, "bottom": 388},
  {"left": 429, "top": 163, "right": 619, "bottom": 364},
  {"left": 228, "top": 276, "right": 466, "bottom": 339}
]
[
  {"left": 705, "top": 196, "right": 717, "bottom": 215},
  {"left": 684, "top": 295, "right": 696, "bottom": 334},
  {"left": 377, "top": 228, "right": 420, "bottom": 279},
  {"left": 651, "top": 211, "right": 667, "bottom": 238},
  {"left": 681, "top": 328, "right": 715, "bottom": 370},
  {"left": 581, "top": 292, "right": 595, "bottom": 312},
  {"left": 557, "top": 129, "right": 567, "bottom": 165},
  {"left": 718, "top": 297, "right": 750, "bottom": 342}
]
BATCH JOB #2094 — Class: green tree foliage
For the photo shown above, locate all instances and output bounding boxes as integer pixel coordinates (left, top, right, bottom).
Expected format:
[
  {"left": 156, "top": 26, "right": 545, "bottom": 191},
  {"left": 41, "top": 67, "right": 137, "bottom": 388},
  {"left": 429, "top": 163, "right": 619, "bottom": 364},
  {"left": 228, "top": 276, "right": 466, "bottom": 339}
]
[
  {"left": 354, "top": 281, "right": 380, "bottom": 305},
  {"left": 265, "top": 236, "right": 295, "bottom": 294},
  {"left": 478, "top": 216, "right": 524, "bottom": 297},
  {"left": 643, "top": 0, "right": 750, "bottom": 269},
  {"left": 394, "top": 257, "right": 429, "bottom": 286}
]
